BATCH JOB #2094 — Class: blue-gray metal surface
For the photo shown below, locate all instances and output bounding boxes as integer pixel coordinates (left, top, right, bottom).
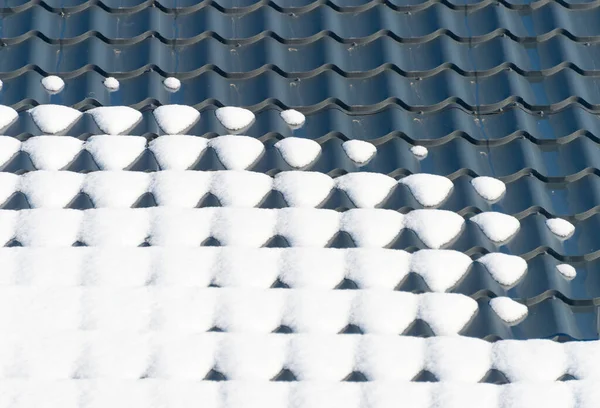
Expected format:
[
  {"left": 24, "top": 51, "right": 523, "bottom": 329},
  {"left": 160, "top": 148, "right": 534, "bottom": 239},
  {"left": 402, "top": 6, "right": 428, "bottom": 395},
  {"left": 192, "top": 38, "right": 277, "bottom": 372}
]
[{"left": 0, "top": 0, "right": 599, "bottom": 342}]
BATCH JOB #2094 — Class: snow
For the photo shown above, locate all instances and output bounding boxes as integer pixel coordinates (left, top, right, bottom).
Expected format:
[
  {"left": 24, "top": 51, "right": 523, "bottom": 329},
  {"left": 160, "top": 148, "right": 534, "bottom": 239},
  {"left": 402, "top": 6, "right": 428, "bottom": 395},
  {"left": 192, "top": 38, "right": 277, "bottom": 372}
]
[
  {"left": 82, "top": 172, "right": 152, "bottom": 208},
  {"left": 492, "top": 339, "right": 568, "bottom": 382},
  {"left": 274, "top": 137, "right": 321, "bottom": 169},
  {"left": 546, "top": 218, "right": 575, "bottom": 238},
  {"left": 273, "top": 171, "right": 334, "bottom": 207},
  {"left": 19, "top": 171, "right": 84, "bottom": 208},
  {"left": 103, "top": 77, "right": 120, "bottom": 91},
  {"left": 335, "top": 173, "right": 396, "bottom": 208},
  {"left": 557, "top": 264, "right": 577, "bottom": 280},
  {"left": 28, "top": 105, "right": 82, "bottom": 134},
  {"left": 150, "top": 171, "right": 212, "bottom": 207},
  {"left": 215, "top": 107, "right": 255, "bottom": 131},
  {"left": 470, "top": 212, "right": 520, "bottom": 243},
  {"left": 208, "top": 136, "right": 264, "bottom": 170},
  {"left": 148, "top": 135, "right": 208, "bottom": 170},
  {"left": 87, "top": 107, "right": 142, "bottom": 135},
  {"left": 21, "top": 136, "right": 84, "bottom": 170},
  {"left": 16, "top": 209, "right": 83, "bottom": 247},
  {"left": 41, "top": 76, "right": 64, "bottom": 94},
  {"left": 85, "top": 135, "right": 147, "bottom": 170},
  {"left": 411, "top": 145, "right": 428, "bottom": 159},
  {"left": 489, "top": 297, "right": 528, "bottom": 324},
  {"left": 209, "top": 171, "right": 273, "bottom": 207},
  {"left": 342, "top": 140, "right": 377, "bottom": 166},
  {"left": 403, "top": 209, "right": 465, "bottom": 249},
  {"left": 472, "top": 176, "right": 506, "bottom": 201},
  {"left": 276, "top": 208, "right": 340, "bottom": 247},
  {"left": 0, "top": 173, "right": 19, "bottom": 205},
  {"left": 399, "top": 174, "right": 453, "bottom": 207},
  {"left": 476, "top": 252, "right": 527, "bottom": 286},
  {"left": 418, "top": 293, "right": 478, "bottom": 335},
  {"left": 163, "top": 77, "right": 181, "bottom": 92},
  {"left": 81, "top": 209, "right": 150, "bottom": 247},
  {"left": 153, "top": 105, "right": 200, "bottom": 135},
  {"left": 280, "top": 109, "right": 305, "bottom": 128},
  {"left": 410, "top": 249, "right": 472, "bottom": 292},
  {"left": 0, "top": 105, "right": 18, "bottom": 131},
  {"left": 0, "top": 136, "right": 22, "bottom": 166},
  {"left": 340, "top": 209, "right": 404, "bottom": 247}
]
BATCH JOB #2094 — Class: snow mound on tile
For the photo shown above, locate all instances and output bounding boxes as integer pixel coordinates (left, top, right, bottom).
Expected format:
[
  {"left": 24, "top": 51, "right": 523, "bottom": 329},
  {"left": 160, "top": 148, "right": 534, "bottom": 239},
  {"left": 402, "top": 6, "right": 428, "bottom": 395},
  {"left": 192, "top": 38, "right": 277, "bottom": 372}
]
[
  {"left": 0, "top": 136, "right": 22, "bottom": 166},
  {"left": 546, "top": 218, "right": 575, "bottom": 238},
  {"left": 83, "top": 172, "right": 152, "bottom": 208},
  {"left": 209, "top": 135, "right": 264, "bottom": 170},
  {"left": 149, "top": 135, "right": 208, "bottom": 170},
  {"left": 490, "top": 297, "right": 528, "bottom": 324},
  {"left": 277, "top": 208, "right": 341, "bottom": 247},
  {"left": 274, "top": 171, "right": 334, "bottom": 207},
  {"left": 275, "top": 137, "right": 321, "bottom": 169},
  {"left": 0, "top": 105, "right": 18, "bottom": 131},
  {"left": 0, "top": 173, "right": 19, "bottom": 204},
  {"left": 19, "top": 171, "right": 85, "bottom": 208},
  {"left": 410, "top": 249, "right": 472, "bottom": 292},
  {"left": 22, "top": 136, "right": 84, "bottom": 170},
  {"left": 403, "top": 209, "right": 464, "bottom": 249},
  {"left": 28, "top": 105, "right": 82, "bottom": 134},
  {"left": 418, "top": 293, "right": 478, "bottom": 335},
  {"left": 341, "top": 209, "right": 404, "bottom": 248},
  {"left": 41, "top": 75, "right": 64, "bottom": 94},
  {"left": 151, "top": 171, "right": 212, "bottom": 207},
  {"left": 16, "top": 209, "right": 83, "bottom": 246},
  {"left": 280, "top": 109, "right": 305, "bottom": 128},
  {"left": 153, "top": 105, "right": 200, "bottom": 135},
  {"left": 411, "top": 145, "right": 428, "bottom": 159},
  {"left": 342, "top": 140, "right": 376, "bottom": 166},
  {"left": 215, "top": 107, "right": 255, "bottom": 131},
  {"left": 472, "top": 176, "right": 506, "bottom": 201},
  {"left": 335, "top": 173, "right": 396, "bottom": 208},
  {"left": 103, "top": 77, "right": 119, "bottom": 91},
  {"left": 400, "top": 174, "right": 453, "bottom": 207},
  {"left": 477, "top": 252, "right": 527, "bottom": 286},
  {"left": 471, "top": 212, "right": 520, "bottom": 243},
  {"left": 164, "top": 77, "right": 181, "bottom": 92},
  {"left": 210, "top": 171, "right": 273, "bottom": 207},
  {"left": 87, "top": 106, "right": 142, "bottom": 135},
  {"left": 0, "top": 79, "right": 2, "bottom": 90},
  {"left": 556, "top": 264, "right": 576, "bottom": 280},
  {"left": 85, "top": 135, "right": 147, "bottom": 170}
]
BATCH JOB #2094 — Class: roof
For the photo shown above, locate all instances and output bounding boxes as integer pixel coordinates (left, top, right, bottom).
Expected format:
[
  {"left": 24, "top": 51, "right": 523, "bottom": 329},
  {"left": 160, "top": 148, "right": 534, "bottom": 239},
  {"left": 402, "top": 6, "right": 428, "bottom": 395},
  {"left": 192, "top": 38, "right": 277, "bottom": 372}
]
[{"left": 0, "top": 0, "right": 598, "bottom": 406}]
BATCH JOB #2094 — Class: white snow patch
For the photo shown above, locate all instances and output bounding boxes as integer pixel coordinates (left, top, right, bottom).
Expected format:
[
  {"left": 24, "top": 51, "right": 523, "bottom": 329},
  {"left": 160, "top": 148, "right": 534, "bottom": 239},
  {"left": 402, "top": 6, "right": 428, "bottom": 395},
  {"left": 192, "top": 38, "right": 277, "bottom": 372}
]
[
  {"left": 345, "top": 248, "right": 411, "bottom": 290},
  {"left": 0, "top": 173, "right": 19, "bottom": 205},
  {"left": 210, "top": 171, "right": 273, "bottom": 207},
  {"left": 410, "top": 249, "right": 472, "bottom": 292},
  {"left": 209, "top": 135, "right": 264, "bottom": 170},
  {"left": 0, "top": 136, "right": 22, "bottom": 166},
  {"left": 153, "top": 105, "right": 200, "bottom": 135},
  {"left": 493, "top": 339, "right": 568, "bottom": 382},
  {"left": 471, "top": 212, "right": 520, "bottom": 243},
  {"left": 418, "top": 293, "right": 478, "bottom": 335},
  {"left": 215, "top": 107, "right": 255, "bottom": 131},
  {"left": 546, "top": 218, "right": 575, "bottom": 238},
  {"left": 85, "top": 135, "right": 147, "bottom": 170},
  {"left": 149, "top": 135, "right": 208, "bottom": 170},
  {"left": 151, "top": 171, "right": 212, "bottom": 207},
  {"left": 28, "top": 105, "right": 82, "bottom": 134},
  {"left": 425, "top": 336, "right": 493, "bottom": 382},
  {"left": 342, "top": 140, "right": 377, "bottom": 166},
  {"left": 274, "top": 137, "right": 321, "bottom": 169},
  {"left": 403, "top": 209, "right": 465, "bottom": 249},
  {"left": 0, "top": 105, "right": 18, "bottom": 131},
  {"left": 41, "top": 76, "right": 64, "bottom": 94},
  {"left": 81, "top": 208, "right": 150, "bottom": 247},
  {"left": 16, "top": 209, "right": 83, "bottom": 246},
  {"left": 87, "top": 106, "right": 142, "bottom": 135},
  {"left": 21, "top": 136, "right": 84, "bottom": 170},
  {"left": 335, "top": 173, "right": 396, "bottom": 208},
  {"left": 399, "top": 174, "right": 453, "bottom": 207},
  {"left": 490, "top": 297, "right": 528, "bottom": 324},
  {"left": 411, "top": 145, "right": 428, "bottom": 159},
  {"left": 0, "top": 79, "right": 2, "bottom": 90},
  {"left": 211, "top": 208, "right": 277, "bottom": 247},
  {"left": 557, "top": 264, "right": 577, "bottom": 280},
  {"left": 163, "top": 77, "right": 181, "bottom": 92},
  {"left": 103, "top": 77, "right": 120, "bottom": 91},
  {"left": 477, "top": 252, "right": 527, "bottom": 286},
  {"left": 472, "top": 176, "right": 506, "bottom": 201},
  {"left": 341, "top": 209, "right": 404, "bottom": 248},
  {"left": 19, "top": 171, "right": 85, "bottom": 208},
  {"left": 280, "top": 109, "right": 305, "bottom": 128},
  {"left": 0, "top": 210, "right": 18, "bottom": 245},
  {"left": 82, "top": 172, "right": 152, "bottom": 208},
  {"left": 276, "top": 208, "right": 340, "bottom": 247},
  {"left": 273, "top": 171, "right": 334, "bottom": 207}
]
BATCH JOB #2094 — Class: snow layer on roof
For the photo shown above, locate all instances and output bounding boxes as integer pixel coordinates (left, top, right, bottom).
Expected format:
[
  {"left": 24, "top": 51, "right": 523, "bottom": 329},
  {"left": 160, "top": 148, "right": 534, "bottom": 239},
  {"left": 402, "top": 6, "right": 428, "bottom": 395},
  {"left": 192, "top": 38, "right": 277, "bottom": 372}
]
[
  {"left": 490, "top": 297, "right": 528, "bottom": 324},
  {"left": 0, "top": 173, "right": 19, "bottom": 205},
  {"left": 85, "top": 136, "right": 147, "bottom": 170},
  {"left": 148, "top": 135, "right": 208, "bottom": 170},
  {"left": 403, "top": 209, "right": 464, "bottom": 249},
  {"left": 87, "top": 107, "right": 143, "bottom": 135},
  {"left": 21, "top": 136, "right": 84, "bottom": 170},
  {"left": 472, "top": 176, "right": 506, "bottom": 201},
  {"left": 210, "top": 171, "right": 273, "bottom": 207},
  {"left": 399, "top": 174, "right": 453, "bottom": 207},
  {"left": 208, "top": 136, "right": 264, "bottom": 170},
  {"left": 82, "top": 172, "right": 152, "bottom": 208},
  {"left": 556, "top": 264, "right": 577, "bottom": 280},
  {"left": 41, "top": 76, "right": 64, "bottom": 94},
  {"left": 470, "top": 212, "right": 520, "bottom": 243},
  {"left": 0, "top": 136, "right": 22, "bottom": 166},
  {"left": 275, "top": 137, "right": 322, "bottom": 169},
  {"left": 19, "top": 171, "right": 85, "bottom": 208},
  {"left": 103, "top": 77, "right": 120, "bottom": 91},
  {"left": 342, "top": 140, "right": 377, "bottom": 166},
  {"left": 476, "top": 252, "right": 528, "bottom": 287},
  {"left": 411, "top": 145, "right": 428, "bottom": 159},
  {"left": 546, "top": 218, "right": 575, "bottom": 238},
  {"left": 335, "top": 173, "right": 396, "bottom": 208},
  {"left": 273, "top": 171, "right": 334, "bottom": 207},
  {"left": 153, "top": 105, "right": 200, "bottom": 135},
  {"left": 28, "top": 105, "right": 82, "bottom": 135},
  {"left": 0, "top": 105, "right": 18, "bottom": 131},
  {"left": 280, "top": 109, "right": 305, "bottom": 127},
  {"left": 215, "top": 107, "right": 255, "bottom": 131},
  {"left": 163, "top": 77, "right": 181, "bottom": 92}
]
